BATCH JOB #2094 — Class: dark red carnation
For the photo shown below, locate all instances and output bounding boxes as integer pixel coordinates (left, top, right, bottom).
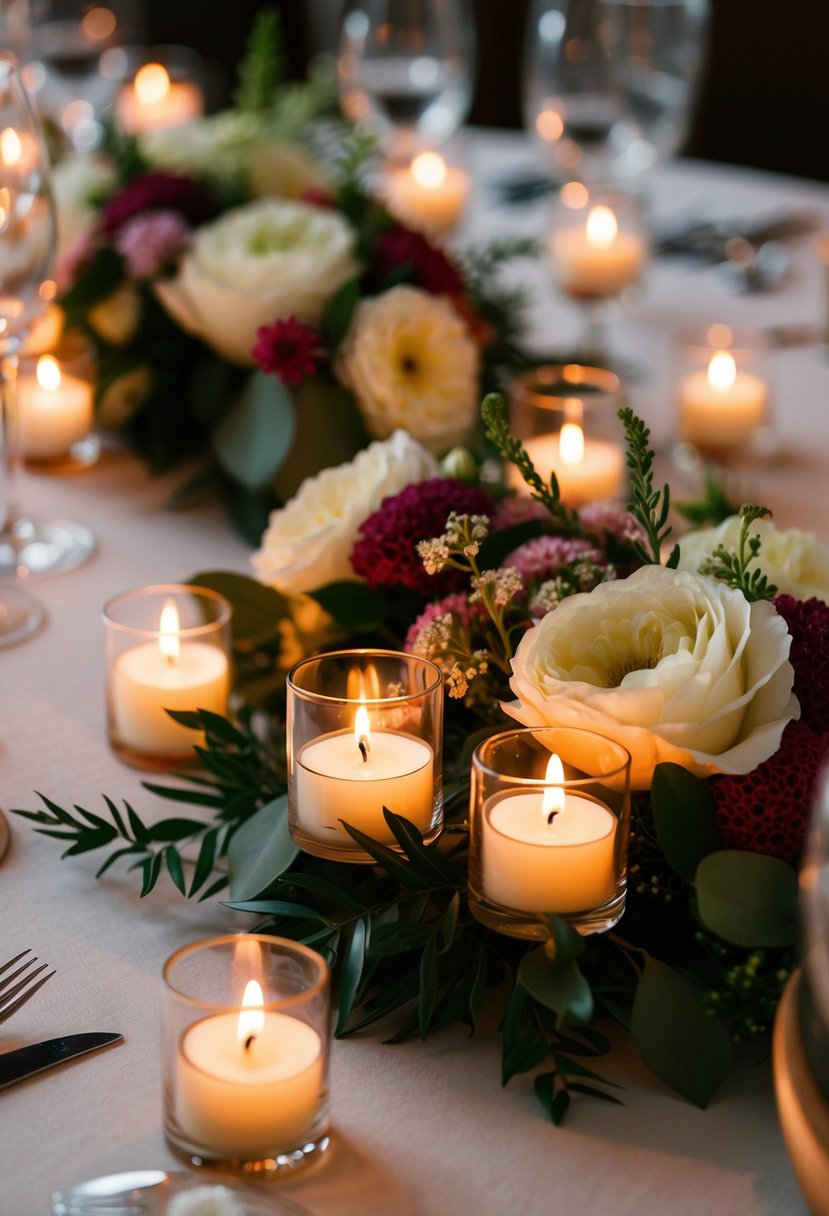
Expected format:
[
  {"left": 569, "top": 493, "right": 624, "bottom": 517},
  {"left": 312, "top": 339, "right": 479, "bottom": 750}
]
[
  {"left": 300, "top": 187, "right": 336, "bottom": 208},
  {"left": 351, "top": 478, "right": 493, "bottom": 594},
  {"left": 712, "top": 721, "right": 829, "bottom": 865},
  {"left": 103, "top": 171, "right": 219, "bottom": 238},
  {"left": 252, "top": 316, "right": 326, "bottom": 385},
  {"left": 367, "top": 222, "right": 464, "bottom": 297},
  {"left": 774, "top": 595, "right": 829, "bottom": 734}
]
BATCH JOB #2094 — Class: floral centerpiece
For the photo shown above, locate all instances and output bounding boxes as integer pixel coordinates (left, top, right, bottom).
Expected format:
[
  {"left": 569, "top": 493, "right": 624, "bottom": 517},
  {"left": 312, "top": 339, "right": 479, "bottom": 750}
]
[
  {"left": 18, "top": 393, "right": 829, "bottom": 1126},
  {"left": 51, "top": 12, "right": 533, "bottom": 539}
]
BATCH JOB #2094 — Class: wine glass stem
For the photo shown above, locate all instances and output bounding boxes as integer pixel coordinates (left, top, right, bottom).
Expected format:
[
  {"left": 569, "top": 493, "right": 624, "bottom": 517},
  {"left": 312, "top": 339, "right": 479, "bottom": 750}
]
[
  {"left": 0, "top": 349, "right": 22, "bottom": 527},
  {"left": 578, "top": 299, "right": 610, "bottom": 364}
]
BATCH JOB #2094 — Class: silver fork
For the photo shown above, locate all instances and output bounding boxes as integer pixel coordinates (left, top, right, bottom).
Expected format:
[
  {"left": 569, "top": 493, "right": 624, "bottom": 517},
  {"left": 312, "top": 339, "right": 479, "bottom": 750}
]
[{"left": 0, "top": 948, "right": 55, "bottom": 1024}]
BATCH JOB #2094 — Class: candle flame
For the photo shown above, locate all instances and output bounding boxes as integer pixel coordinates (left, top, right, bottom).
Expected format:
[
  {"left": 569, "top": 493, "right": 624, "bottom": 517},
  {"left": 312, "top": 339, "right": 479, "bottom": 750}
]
[
  {"left": 708, "top": 350, "right": 737, "bottom": 393},
  {"left": 238, "top": 978, "right": 265, "bottom": 1049},
  {"left": 158, "top": 597, "right": 180, "bottom": 662},
  {"left": 585, "top": 204, "right": 617, "bottom": 249},
  {"left": 36, "top": 355, "right": 61, "bottom": 392},
  {"left": 411, "top": 151, "right": 447, "bottom": 190},
  {"left": 559, "top": 421, "right": 585, "bottom": 466},
  {"left": 354, "top": 703, "right": 371, "bottom": 761},
  {"left": 0, "top": 127, "right": 22, "bottom": 166},
  {"left": 543, "top": 753, "right": 565, "bottom": 823},
  {"left": 135, "top": 63, "right": 171, "bottom": 105}
]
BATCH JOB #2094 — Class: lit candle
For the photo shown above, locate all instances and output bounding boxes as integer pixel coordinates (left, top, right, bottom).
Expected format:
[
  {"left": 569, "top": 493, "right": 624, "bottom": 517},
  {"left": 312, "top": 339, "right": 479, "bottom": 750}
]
[
  {"left": 516, "top": 420, "right": 624, "bottom": 506},
  {"left": 679, "top": 349, "right": 768, "bottom": 450},
  {"left": 386, "top": 151, "right": 470, "bottom": 236},
  {"left": 111, "top": 598, "right": 230, "bottom": 758},
  {"left": 481, "top": 755, "right": 617, "bottom": 914},
  {"left": 295, "top": 694, "right": 435, "bottom": 846},
  {"left": 115, "top": 63, "right": 204, "bottom": 135},
  {"left": 20, "top": 304, "right": 65, "bottom": 357},
  {"left": 551, "top": 204, "right": 645, "bottom": 298},
  {"left": 17, "top": 354, "right": 94, "bottom": 462},
  {"left": 176, "top": 979, "right": 324, "bottom": 1157}
]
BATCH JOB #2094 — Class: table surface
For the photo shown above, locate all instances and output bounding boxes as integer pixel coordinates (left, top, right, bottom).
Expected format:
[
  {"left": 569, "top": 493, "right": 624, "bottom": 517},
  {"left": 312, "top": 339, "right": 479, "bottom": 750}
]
[{"left": 3, "top": 129, "right": 829, "bottom": 1216}]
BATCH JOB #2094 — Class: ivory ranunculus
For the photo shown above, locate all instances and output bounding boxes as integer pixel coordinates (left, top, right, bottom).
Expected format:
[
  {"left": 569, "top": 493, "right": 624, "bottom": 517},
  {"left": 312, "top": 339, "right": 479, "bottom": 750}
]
[
  {"left": 679, "top": 516, "right": 829, "bottom": 604},
  {"left": 252, "top": 430, "right": 439, "bottom": 596},
  {"left": 336, "top": 285, "right": 479, "bottom": 454},
  {"left": 505, "top": 565, "right": 798, "bottom": 789},
  {"left": 155, "top": 198, "right": 358, "bottom": 365}
]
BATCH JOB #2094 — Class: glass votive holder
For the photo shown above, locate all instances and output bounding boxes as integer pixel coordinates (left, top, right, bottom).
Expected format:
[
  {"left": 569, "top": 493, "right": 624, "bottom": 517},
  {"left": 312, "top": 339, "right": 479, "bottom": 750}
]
[
  {"left": 508, "top": 363, "right": 625, "bottom": 506},
  {"left": 17, "top": 329, "right": 99, "bottom": 473},
  {"left": 468, "top": 727, "right": 632, "bottom": 940},
  {"left": 383, "top": 146, "right": 471, "bottom": 239},
  {"left": 549, "top": 182, "right": 648, "bottom": 303},
  {"left": 287, "top": 649, "right": 443, "bottom": 862},
  {"left": 115, "top": 45, "right": 205, "bottom": 136},
  {"left": 675, "top": 323, "right": 775, "bottom": 465},
  {"left": 162, "top": 934, "right": 331, "bottom": 1177},
  {"left": 103, "top": 584, "right": 232, "bottom": 770}
]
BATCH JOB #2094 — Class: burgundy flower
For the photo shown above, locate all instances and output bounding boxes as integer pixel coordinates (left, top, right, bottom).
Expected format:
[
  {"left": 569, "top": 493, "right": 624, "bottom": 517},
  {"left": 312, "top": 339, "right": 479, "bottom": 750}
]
[
  {"left": 774, "top": 595, "right": 829, "bottom": 734},
  {"left": 367, "top": 222, "right": 464, "bottom": 296},
  {"left": 252, "top": 316, "right": 326, "bottom": 385},
  {"left": 300, "top": 187, "right": 336, "bottom": 208},
  {"left": 712, "top": 721, "right": 829, "bottom": 866},
  {"left": 351, "top": 478, "right": 492, "bottom": 594},
  {"left": 103, "top": 171, "right": 219, "bottom": 238}
]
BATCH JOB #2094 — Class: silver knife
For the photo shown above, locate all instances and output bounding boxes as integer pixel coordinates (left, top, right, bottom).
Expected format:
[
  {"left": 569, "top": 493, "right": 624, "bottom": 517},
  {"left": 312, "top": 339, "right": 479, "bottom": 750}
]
[{"left": 0, "top": 1031, "right": 122, "bottom": 1090}]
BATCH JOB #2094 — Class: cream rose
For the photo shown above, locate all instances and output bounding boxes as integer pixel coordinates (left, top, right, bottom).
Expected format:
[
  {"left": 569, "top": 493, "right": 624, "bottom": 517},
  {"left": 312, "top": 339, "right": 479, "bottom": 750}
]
[
  {"left": 252, "top": 430, "right": 439, "bottom": 595},
  {"left": 155, "top": 198, "right": 358, "bottom": 365},
  {"left": 505, "top": 564, "right": 798, "bottom": 789},
  {"left": 679, "top": 515, "right": 829, "bottom": 604},
  {"left": 336, "top": 285, "right": 480, "bottom": 454}
]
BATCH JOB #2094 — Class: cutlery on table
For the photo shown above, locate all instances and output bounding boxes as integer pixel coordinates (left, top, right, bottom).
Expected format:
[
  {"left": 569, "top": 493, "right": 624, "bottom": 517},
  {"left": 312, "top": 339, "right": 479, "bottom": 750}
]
[
  {"left": 654, "top": 209, "right": 820, "bottom": 261},
  {"left": 0, "top": 947, "right": 55, "bottom": 1024},
  {"left": 52, "top": 1169, "right": 313, "bottom": 1214},
  {"left": 0, "top": 1031, "right": 122, "bottom": 1090},
  {"left": 717, "top": 235, "right": 790, "bottom": 292}
]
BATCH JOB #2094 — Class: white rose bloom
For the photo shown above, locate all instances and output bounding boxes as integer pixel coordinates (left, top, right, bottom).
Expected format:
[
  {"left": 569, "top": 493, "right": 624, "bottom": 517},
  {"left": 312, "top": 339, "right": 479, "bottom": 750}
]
[
  {"left": 155, "top": 198, "right": 358, "bottom": 365},
  {"left": 505, "top": 564, "right": 798, "bottom": 790},
  {"left": 679, "top": 515, "right": 829, "bottom": 604},
  {"left": 336, "top": 285, "right": 479, "bottom": 454},
  {"left": 252, "top": 429, "right": 439, "bottom": 595},
  {"left": 52, "top": 151, "right": 117, "bottom": 255}
]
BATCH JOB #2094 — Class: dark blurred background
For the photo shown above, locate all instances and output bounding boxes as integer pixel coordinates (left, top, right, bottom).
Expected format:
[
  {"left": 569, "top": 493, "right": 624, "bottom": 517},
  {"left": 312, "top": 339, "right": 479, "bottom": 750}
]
[{"left": 143, "top": 0, "right": 829, "bottom": 184}]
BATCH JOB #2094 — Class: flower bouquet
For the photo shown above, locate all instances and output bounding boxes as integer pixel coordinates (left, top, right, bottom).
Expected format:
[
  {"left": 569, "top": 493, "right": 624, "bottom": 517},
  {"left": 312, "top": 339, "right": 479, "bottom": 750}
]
[
  {"left": 51, "top": 12, "right": 533, "bottom": 539},
  {"left": 18, "top": 393, "right": 829, "bottom": 1125}
]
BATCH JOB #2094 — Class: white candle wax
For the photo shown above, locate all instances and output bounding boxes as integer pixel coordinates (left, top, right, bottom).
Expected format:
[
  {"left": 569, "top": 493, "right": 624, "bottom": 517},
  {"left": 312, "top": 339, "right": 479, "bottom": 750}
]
[
  {"left": 111, "top": 642, "right": 229, "bottom": 757},
  {"left": 516, "top": 433, "right": 624, "bottom": 507},
  {"left": 482, "top": 789, "right": 617, "bottom": 914},
  {"left": 115, "top": 64, "right": 203, "bottom": 135},
  {"left": 176, "top": 1011, "right": 323, "bottom": 1157},
  {"left": 296, "top": 729, "right": 434, "bottom": 845},
  {"left": 551, "top": 210, "right": 644, "bottom": 298},
  {"left": 386, "top": 153, "right": 470, "bottom": 236},
  {"left": 679, "top": 366, "right": 768, "bottom": 449},
  {"left": 17, "top": 359, "right": 93, "bottom": 460}
]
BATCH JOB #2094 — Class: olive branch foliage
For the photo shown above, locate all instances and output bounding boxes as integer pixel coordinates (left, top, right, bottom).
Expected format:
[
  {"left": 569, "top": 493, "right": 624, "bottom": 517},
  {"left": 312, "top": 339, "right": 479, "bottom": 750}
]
[{"left": 14, "top": 405, "right": 796, "bottom": 1124}]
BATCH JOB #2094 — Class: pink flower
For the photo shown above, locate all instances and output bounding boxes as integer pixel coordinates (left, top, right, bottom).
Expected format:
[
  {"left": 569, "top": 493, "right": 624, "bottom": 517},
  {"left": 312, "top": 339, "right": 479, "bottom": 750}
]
[
  {"left": 490, "top": 497, "right": 551, "bottom": 532},
  {"left": 252, "top": 316, "right": 326, "bottom": 385},
  {"left": 502, "top": 534, "right": 604, "bottom": 585},
  {"left": 404, "top": 591, "right": 481, "bottom": 654},
  {"left": 114, "top": 209, "right": 193, "bottom": 279}
]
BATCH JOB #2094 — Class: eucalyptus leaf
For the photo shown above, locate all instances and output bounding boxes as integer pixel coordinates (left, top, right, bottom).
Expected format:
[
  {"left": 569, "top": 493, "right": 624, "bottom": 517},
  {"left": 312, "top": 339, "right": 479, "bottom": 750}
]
[
  {"left": 631, "top": 954, "right": 732, "bottom": 1107},
  {"left": 518, "top": 945, "right": 594, "bottom": 1027},
  {"left": 651, "top": 763, "right": 722, "bottom": 883},
  {"left": 227, "top": 795, "right": 298, "bottom": 900},
  {"left": 308, "top": 581, "right": 387, "bottom": 630},
  {"left": 336, "top": 917, "right": 367, "bottom": 1034},
  {"left": 189, "top": 570, "right": 289, "bottom": 645},
  {"left": 212, "top": 372, "right": 296, "bottom": 490},
  {"left": 695, "top": 850, "right": 798, "bottom": 947},
  {"left": 272, "top": 379, "right": 368, "bottom": 503}
]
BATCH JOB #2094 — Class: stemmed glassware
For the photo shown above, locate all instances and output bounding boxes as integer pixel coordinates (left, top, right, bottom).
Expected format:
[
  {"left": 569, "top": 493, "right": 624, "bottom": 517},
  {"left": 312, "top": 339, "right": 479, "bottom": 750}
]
[
  {"left": 336, "top": 0, "right": 475, "bottom": 162},
  {"left": 0, "top": 50, "right": 94, "bottom": 595},
  {"left": 523, "top": 0, "right": 709, "bottom": 184}
]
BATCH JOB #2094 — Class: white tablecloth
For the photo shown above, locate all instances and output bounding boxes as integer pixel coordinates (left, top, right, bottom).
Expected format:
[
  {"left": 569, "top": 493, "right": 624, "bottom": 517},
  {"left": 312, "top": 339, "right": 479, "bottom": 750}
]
[{"left": 3, "top": 130, "right": 828, "bottom": 1215}]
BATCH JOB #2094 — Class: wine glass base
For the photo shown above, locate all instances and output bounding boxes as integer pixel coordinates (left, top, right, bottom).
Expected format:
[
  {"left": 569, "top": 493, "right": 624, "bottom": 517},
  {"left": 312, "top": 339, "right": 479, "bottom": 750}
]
[
  {"left": 0, "top": 515, "right": 96, "bottom": 578},
  {"left": 0, "top": 586, "right": 44, "bottom": 648}
]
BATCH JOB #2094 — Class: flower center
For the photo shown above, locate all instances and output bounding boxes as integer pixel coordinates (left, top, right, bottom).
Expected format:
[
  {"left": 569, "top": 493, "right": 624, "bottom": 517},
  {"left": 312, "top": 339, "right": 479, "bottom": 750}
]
[{"left": 604, "top": 652, "right": 659, "bottom": 688}]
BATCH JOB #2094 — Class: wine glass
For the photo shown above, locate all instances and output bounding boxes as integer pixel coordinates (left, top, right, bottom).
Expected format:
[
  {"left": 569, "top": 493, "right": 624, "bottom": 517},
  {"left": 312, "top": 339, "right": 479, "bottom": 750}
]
[
  {"left": 523, "top": 0, "right": 709, "bottom": 183},
  {"left": 0, "top": 50, "right": 95, "bottom": 580},
  {"left": 336, "top": 0, "right": 475, "bottom": 162}
]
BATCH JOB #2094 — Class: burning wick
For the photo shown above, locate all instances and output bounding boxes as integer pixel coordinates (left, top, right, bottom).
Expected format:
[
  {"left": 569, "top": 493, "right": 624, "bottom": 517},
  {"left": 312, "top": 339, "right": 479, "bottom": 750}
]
[
  {"left": 546, "top": 810, "right": 559, "bottom": 827},
  {"left": 355, "top": 704, "right": 371, "bottom": 763},
  {"left": 244, "top": 1034, "right": 256, "bottom": 1051},
  {"left": 358, "top": 738, "right": 370, "bottom": 763}
]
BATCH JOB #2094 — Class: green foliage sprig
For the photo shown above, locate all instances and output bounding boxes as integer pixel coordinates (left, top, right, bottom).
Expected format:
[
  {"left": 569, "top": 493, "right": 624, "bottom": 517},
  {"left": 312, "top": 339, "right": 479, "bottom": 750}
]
[
  {"left": 233, "top": 7, "right": 285, "bottom": 113},
  {"left": 618, "top": 407, "right": 679, "bottom": 567},
  {"left": 698, "top": 504, "right": 779, "bottom": 601}
]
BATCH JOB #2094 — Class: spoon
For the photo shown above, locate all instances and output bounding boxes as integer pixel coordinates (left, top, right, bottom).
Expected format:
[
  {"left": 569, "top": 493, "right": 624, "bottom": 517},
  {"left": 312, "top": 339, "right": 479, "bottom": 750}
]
[{"left": 718, "top": 236, "right": 790, "bottom": 293}]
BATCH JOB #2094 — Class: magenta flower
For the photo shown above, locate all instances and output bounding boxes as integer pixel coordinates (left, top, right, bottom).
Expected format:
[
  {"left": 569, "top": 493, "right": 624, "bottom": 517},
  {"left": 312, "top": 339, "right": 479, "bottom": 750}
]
[
  {"left": 252, "top": 316, "right": 326, "bottom": 385},
  {"left": 114, "top": 209, "right": 193, "bottom": 279},
  {"left": 404, "top": 591, "right": 483, "bottom": 654},
  {"left": 502, "top": 534, "right": 604, "bottom": 585},
  {"left": 367, "top": 221, "right": 464, "bottom": 296},
  {"left": 102, "top": 171, "right": 218, "bottom": 238}
]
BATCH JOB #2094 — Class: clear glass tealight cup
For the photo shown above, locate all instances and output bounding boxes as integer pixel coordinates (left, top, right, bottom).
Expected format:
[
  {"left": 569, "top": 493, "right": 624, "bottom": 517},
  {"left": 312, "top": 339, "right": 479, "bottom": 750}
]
[
  {"left": 287, "top": 649, "right": 444, "bottom": 862},
  {"left": 162, "top": 934, "right": 331, "bottom": 1178},
  {"left": 468, "top": 727, "right": 632, "bottom": 939},
  {"left": 17, "top": 329, "right": 99, "bottom": 473},
  {"left": 675, "top": 323, "right": 776, "bottom": 465},
  {"left": 103, "top": 584, "right": 232, "bottom": 770},
  {"left": 508, "top": 362, "right": 625, "bottom": 506}
]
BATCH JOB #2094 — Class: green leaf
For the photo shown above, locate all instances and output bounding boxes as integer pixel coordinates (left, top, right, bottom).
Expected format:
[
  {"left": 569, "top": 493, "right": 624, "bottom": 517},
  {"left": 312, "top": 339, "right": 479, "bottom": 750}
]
[
  {"left": 150, "top": 817, "right": 204, "bottom": 843},
  {"left": 630, "top": 954, "right": 732, "bottom": 1107},
  {"left": 308, "top": 581, "right": 387, "bottom": 630},
  {"left": 189, "top": 571, "right": 288, "bottom": 646},
  {"left": 271, "top": 378, "right": 368, "bottom": 503},
  {"left": 534, "top": 1072, "right": 570, "bottom": 1125},
  {"left": 212, "top": 372, "right": 296, "bottom": 491},
  {"left": 227, "top": 795, "right": 299, "bottom": 900},
  {"left": 518, "top": 946, "right": 594, "bottom": 1027},
  {"left": 650, "top": 763, "right": 722, "bottom": 883},
  {"left": 440, "top": 892, "right": 461, "bottom": 952},
  {"left": 695, "top": 850, "right": 799, "bottom": 947},
  {"left": 537, "top": 914, "right": 586, "bottom": 964},
  {"left": 321, "top": 275, "right": 360, "bottom": 347},
  {"left": 188, "top": 827, "right": 220, "bottom": 897},
  {"left": 227, "top": 899, "right": 331, "bottom": 923},
  {"left": 165, "top": 846, "right": 186, "bottom": 894},
  {"left": 418, "top": 934, "right": 439, "bottom": 1037},
  {"left": 139, "top": 851, "right": 163, "bottom": 898},
  {"left": 336, "top": 917, "right": 367, "bottom": 1035}
]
